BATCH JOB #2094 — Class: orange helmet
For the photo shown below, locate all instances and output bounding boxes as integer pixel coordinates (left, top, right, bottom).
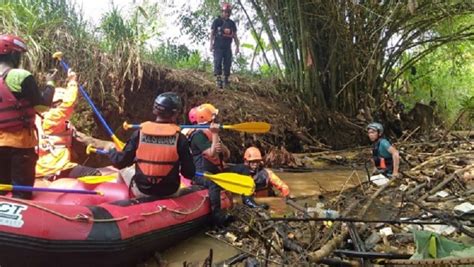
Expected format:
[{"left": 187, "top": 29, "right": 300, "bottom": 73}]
[
  {"left": 196, "top": 103, "right": 218, "bottom": 124},
  {"left": 244, "top": 147, "right": 262, "bottom": 161}
]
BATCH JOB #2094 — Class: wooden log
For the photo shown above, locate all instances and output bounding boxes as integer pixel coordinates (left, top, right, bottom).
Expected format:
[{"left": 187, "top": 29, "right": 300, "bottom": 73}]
[
  {"left": 410, "top": 151, "right": 471, "bottom": 171},
  {"left": 418, "top": 164, "right": 473, "bottom": 201}
]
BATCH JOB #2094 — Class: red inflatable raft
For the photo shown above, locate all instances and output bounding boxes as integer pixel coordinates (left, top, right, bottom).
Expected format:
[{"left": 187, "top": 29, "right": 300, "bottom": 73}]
[{"left": 0, "top": 174, "right": 232, "bottom": 267}]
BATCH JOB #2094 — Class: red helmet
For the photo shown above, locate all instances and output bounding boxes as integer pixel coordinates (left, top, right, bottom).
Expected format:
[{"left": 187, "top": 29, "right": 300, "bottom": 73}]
[
  {"left": 0, "top": 35, "right": 28, "bottom": 55},
  {"left": 222, "top": 2, "right": 232, "bottom": 11},
  {"left": 188, "top": 107, "right": 198, "bottom": 124}
]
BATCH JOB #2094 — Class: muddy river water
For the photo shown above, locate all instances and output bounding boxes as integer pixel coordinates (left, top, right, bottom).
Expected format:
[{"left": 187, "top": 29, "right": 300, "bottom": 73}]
[{"left": 151, "top": 169, "right": 367, "bottom": 266}]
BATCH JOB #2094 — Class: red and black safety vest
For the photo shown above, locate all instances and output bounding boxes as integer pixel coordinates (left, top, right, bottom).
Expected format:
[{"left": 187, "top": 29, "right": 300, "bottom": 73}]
[
  {"left": 0, "top": 70, "right": 35, "bottom": 132},
  {"left": 136, "top": 122, "right": 180, "bottom": 181}
]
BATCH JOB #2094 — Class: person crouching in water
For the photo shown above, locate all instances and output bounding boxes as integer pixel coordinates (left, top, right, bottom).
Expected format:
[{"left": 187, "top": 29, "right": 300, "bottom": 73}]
[
  {"left": 107, "top": 92, "right": 195, "bottom": 198},
  {"left": 367, "top": 122, "right": 400, "bottom": 178},
  {"left": 230, "top": 147, "right": 290, "bottom": 209}
]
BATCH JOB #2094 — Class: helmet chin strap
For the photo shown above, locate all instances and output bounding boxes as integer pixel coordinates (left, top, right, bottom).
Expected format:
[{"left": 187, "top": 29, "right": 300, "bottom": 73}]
[{"left": 250, "top": 165, "right": 263, "bottom": 175}]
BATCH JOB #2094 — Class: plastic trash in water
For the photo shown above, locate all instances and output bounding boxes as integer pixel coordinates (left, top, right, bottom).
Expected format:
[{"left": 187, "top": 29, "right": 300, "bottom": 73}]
[
  {"left": 379, "top": 227, "right": 394, "bottom": 236},
  {"left": 453, "top": 202, "right": 474, "bottom": 215},
  {"left": 435, "top": 190, "right": 450, "bottom": 198},
  {"left": 322, "top": 209, "right": 340, "bottom": 219},
  {"left": 370, "top": 174, "right": 390, "bottom": 186}
]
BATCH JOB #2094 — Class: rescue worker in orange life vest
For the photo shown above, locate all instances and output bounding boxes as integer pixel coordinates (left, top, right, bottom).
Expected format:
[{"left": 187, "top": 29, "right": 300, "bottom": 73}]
[
  {"left": 107, "top": 92, "right": 195, "bottom": 198},
  {"left": 367, "top": 122, "right": 400, "bottom": 178},
  {"left": 0, "top": 34, "right": 54, "bottom": 199},
  {"left": 229, "top": 147, "right": 290, "bottom": 209},
  {"left": 35, "top": 69, "right": 100, "bottom": 179},
  {"left": 189, "top": 103, "right": 233, "bottom": 227}
]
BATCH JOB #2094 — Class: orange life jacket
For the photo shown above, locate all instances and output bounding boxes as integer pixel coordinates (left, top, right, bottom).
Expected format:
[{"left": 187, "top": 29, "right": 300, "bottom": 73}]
[
  {"left": 136, "top": 122, "right": 180, "bottom": 180},
  {"left": 0, "top": 69, "right": 35, "bottom": 132}
]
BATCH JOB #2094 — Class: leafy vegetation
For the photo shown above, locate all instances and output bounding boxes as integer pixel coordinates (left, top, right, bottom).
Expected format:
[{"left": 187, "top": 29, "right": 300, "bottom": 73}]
[
  {"left": 0, "top": 0, "right": 472, "bottom": 130},
  {"left": 397, "top": 15, "right": 474, "bottom": 125},
  {"left": 148, "top": 40, "right": 212, "bottom": 71}
]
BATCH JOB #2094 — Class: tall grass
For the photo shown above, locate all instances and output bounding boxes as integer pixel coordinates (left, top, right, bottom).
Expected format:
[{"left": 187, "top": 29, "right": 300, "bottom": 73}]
[
  {"left": 0, "top": 0, "right": 162, "bottom": 109},
  {"left": 0, "top": 0, "right": 92, "bottom": 73},
  {"left": 148, "top": 40, "right": 212, "bottom": 72},
  {"left": 97, "top": 2, "right": 161, "bottom": 107}
]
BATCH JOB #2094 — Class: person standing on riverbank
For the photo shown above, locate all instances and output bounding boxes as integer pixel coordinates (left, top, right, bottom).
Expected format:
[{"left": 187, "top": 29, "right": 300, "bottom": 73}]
[{"left": 210, "top": 2, "right": 240, "bottom": 89}]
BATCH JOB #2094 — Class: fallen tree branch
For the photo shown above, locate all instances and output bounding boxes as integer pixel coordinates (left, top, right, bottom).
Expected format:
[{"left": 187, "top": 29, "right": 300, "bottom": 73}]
[
  {"left": 308, "top": 180, "right": 394, "bottom": 263},
  {"left": 410, "top": 151, "right": 471, "bottom": 171},
  {"left": 418, "top": 164, "right": 474, "bottom": 201},
  {"left": 407, "top": 198, "right": 474, "bottom": 238}
]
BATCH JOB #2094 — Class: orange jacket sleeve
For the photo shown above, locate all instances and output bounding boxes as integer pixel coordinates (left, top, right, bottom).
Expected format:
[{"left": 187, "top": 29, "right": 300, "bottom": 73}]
[{"left": 265, "top": 169, "right": 290, "bottom": 197}]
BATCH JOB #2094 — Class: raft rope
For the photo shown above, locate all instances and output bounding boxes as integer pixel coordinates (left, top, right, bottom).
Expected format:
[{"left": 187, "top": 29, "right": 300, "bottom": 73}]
[
  {"left": 0, "top": 196, "right": 128, "bottom": 223},
  {"left": 141, "top": 195, "right": 208, "bottom": 216},
  {"left": 0, "top": 195, "right": 209, "bottom": 223}
]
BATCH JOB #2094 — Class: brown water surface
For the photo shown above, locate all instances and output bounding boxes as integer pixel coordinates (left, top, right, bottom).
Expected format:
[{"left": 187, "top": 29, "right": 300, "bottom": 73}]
[{"left": 156, "top": 168, "right": 366, "bottom": 266}]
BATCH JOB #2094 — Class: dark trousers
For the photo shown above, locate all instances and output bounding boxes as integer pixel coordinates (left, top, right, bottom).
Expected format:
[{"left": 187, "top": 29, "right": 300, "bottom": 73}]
[
  {"left": 192, "top": 175, "right": 221, "bottom": 213},
  {"left": 213, "top": 48, "right": 232, "bottom": 77},
  {"left": 0, "top": 147, "right": 37, "bottom": 199}
]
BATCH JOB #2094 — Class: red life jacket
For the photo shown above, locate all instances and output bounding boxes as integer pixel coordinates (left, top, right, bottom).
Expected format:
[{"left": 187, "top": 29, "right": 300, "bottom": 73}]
[
  {"left": 0, "top": 70, "right": 35, "bottom": 132},
  {"left": 136, "top": 122, "right": 180, "bottom": 180}
]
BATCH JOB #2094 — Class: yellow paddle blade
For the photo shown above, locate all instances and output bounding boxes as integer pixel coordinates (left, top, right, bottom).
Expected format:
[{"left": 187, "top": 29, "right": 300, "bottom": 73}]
[
  {"left": 78, "top": 175, "right": 117, "bottom": 184},
  {"left": 52, "top": 51, "right": 63, "bottom": 60},
  {"left": 223, "top": 122, "right": 271, "bottom": 134},
  {"left": 204, "top": 172, "right": 255, "bottom": 196}
]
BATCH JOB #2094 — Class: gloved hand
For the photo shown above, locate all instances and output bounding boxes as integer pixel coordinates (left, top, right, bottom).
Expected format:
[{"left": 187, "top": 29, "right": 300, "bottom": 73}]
[
  {"left": 46, "top": 68, "right": 58, "bottom": 86},
  {"left": 67, "top": 69, "right": 77, "bottom": 82}
]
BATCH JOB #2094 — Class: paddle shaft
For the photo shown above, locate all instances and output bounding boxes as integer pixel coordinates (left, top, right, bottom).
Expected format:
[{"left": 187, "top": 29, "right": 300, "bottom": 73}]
[
  {"left": 124, "top": 124, "right": 221, "bottom": 130},
  {"left": 0, "top": 184, "right": 102, "bottom": 195},
  {"left": 55, "top": 57, "right": 124, "bottom": 150},
  {"left": 181, "top": 124, "right": 224, "bottom": 129},
  {"left": 125, "top": 123, "right": 268, "bottom": 132}
]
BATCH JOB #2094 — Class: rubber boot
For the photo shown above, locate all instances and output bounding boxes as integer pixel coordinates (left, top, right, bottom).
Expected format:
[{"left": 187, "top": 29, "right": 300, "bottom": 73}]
[
  {"left": 212, "top": 210, "right": 235, "bottom": 228},
  {"left": 223, "top": 76, "right": 230, "bottom": 88},
  {"left": 216, "top": 75, "right": 223, "bottom": 89}
]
